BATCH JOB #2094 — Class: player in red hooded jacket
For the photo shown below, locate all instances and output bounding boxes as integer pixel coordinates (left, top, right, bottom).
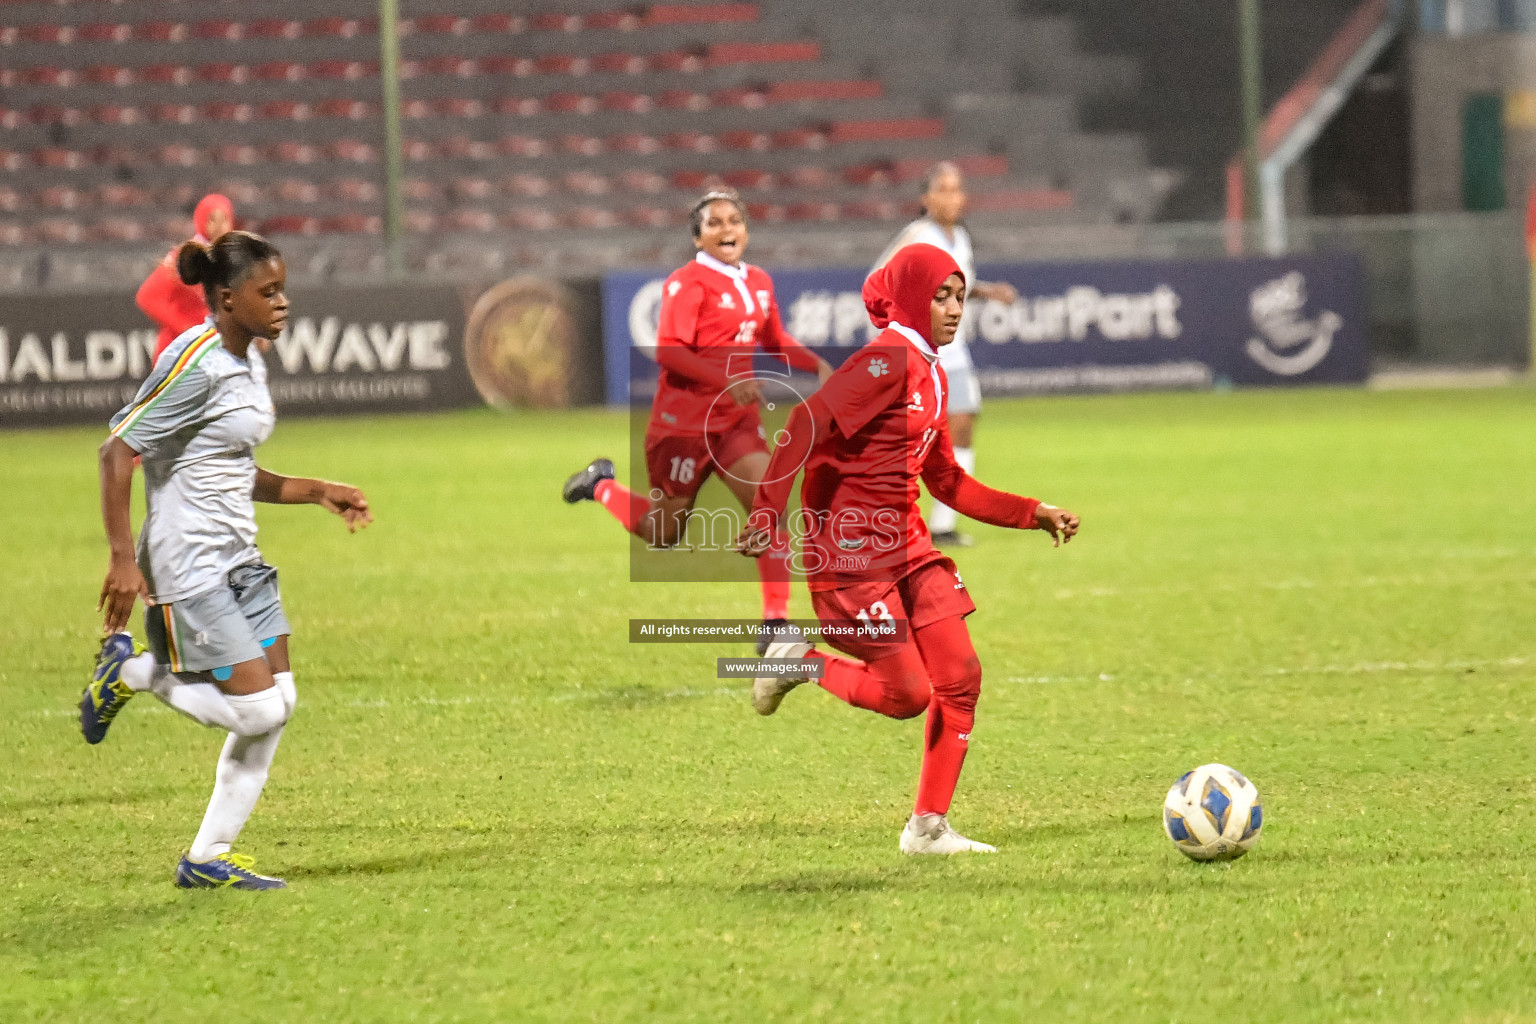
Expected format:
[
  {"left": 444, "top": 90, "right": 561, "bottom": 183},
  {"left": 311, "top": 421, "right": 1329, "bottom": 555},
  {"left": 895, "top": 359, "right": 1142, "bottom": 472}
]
[
  {"left": 737, "top": 243, "right": 1080, "bottom": 855},
  {"left": 563, "top": 189, "right": 832, "bottom": 650},
  {"left": 136, "top": 194, "right": 235, "bottom": 363}
]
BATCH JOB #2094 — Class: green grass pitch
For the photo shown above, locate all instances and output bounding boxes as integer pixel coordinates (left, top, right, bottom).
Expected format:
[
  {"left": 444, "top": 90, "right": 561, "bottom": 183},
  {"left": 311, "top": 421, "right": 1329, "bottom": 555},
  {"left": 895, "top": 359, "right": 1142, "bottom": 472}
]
[{"left": 3, "top": 386, "right": 1534, "bottom": 1023}]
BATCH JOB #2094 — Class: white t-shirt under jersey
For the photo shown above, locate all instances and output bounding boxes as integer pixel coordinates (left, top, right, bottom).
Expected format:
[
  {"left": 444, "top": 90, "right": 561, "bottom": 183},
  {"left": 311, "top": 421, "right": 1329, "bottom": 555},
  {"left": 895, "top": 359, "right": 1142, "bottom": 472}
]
[
  {"left": 872, "top": 217, "right": 977, "bottom": 373},
  {"left": 108, "top": 320, "right": 276, "bottom": 603}
]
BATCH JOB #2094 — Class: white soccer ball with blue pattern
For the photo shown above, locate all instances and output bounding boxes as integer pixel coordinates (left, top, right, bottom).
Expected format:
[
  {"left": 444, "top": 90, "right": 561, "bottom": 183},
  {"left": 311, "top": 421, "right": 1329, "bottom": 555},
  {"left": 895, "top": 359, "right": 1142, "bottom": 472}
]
[{"left": 1162, "top": 763, "right": 1263, "bottom": 862}]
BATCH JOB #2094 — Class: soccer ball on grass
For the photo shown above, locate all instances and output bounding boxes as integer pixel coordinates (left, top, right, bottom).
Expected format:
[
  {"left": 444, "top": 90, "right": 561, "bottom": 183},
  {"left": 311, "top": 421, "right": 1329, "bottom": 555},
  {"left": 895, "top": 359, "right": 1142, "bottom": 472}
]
[{"left": 1162, "top": 763, "right": 1263, "bottom": 862}]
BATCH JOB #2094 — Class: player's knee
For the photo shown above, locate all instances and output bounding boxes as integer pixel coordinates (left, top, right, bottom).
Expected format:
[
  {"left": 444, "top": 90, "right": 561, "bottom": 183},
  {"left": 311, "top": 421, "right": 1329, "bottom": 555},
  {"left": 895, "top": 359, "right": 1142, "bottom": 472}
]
[
  {"left": 889, "top": 675, "right": 931, "bottom": 720},
  {"left": 228, "top": 686, "right": 290, "bottom": 737},
  {"left": 934, "top": 656, "right": 981, "bottom": 718}
]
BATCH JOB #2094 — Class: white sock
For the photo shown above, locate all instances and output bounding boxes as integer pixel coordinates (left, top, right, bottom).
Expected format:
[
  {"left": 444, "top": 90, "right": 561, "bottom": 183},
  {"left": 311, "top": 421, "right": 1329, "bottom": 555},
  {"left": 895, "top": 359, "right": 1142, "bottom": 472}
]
[
  {"left": 930, "top": 446, "right": 975, "bottom": 534},
  {"left": 119, "top": 651, "right": 157, "bottom": 692},
  {"left": 187, "top": 681, "right": 295, "bottom": 863},
  {"left": 149, "top": 672, "right": 242, "bottom": 733}
]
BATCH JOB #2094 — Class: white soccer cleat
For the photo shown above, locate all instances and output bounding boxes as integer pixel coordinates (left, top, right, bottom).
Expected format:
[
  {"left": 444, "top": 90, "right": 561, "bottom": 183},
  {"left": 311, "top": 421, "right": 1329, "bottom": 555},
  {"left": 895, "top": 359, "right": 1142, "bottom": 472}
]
[
  {"left": 899, "top": 813, "right": 997, "bottom": 855},
  {"left": 752, "top": 640, "right": 814, "bottom": 716}
]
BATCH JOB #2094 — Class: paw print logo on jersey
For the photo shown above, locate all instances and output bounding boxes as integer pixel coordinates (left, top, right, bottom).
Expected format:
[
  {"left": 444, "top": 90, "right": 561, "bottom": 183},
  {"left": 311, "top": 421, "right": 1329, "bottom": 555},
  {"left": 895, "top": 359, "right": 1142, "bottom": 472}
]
[{"left": 867, "top": 357, "right": 889, "bottom": 378}]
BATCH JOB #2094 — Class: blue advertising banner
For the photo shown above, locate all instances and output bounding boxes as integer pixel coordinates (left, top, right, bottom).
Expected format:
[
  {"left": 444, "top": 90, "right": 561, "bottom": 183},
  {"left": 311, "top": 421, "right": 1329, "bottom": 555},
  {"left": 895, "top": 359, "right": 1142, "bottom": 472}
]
[{"left": 601, "top": 253, "right": 1370, "bottom": 405}]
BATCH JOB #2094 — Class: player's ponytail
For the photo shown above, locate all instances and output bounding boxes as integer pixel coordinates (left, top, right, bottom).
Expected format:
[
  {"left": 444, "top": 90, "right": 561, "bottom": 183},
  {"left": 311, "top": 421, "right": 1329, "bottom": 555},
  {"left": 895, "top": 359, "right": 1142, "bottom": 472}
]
[{"left": 175, "top": 230, "right": 282, "bottom": 307}]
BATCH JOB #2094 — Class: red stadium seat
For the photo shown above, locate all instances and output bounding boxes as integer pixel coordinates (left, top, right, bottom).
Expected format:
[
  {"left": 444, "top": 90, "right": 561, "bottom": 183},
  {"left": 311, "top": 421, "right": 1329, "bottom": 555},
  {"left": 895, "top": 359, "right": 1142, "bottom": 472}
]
[
  {"left": 0, "top": 109, "right": 18, "bottom": 131},
  {"left": 445, "top": 208, "right": 497, "bottom": 232},
  {"left": 309, "top": 60, "right": 374, "bottom": 81},
  {"left": 566, "top": 207, "right": 620, "bottom": 230},
  {"left": 619, "top": 169, "right": 668, "bottom": 193},
  {"left": 664, "top": 131, "right": 716, "bottom": 152},
  {"left": 90, "top": 104, "right": 142, "bottom": 126},
  {"left": 534, "top": 54, "right": 583, "bottom": 76},
  {"left": 84, "top": 65, "right": 136, "bottom": 87},
  {"left": 36, "top": 185, "right": 87, "bottom": 211},
  {"left": 320, "top": 213, "right": 380, "bottom": 235},
  {"left": 27, "top": 105, "right": 81, "bottom": 127},
  {"left": 719, "top": 130, "right": 770, "bottom": 151},
  {"left": 649, "top": 51, "right": 704, "bottom": 73},
  {"left": 213, "top": 143, "right": 260, "bottom": 165},
  {"left": 0, "top": 223, "right": 30, "bottom": 246},
  {"left": 746, "top": 202, "right": 787, "bottom": 223},
  {"left": 471, "top": 14, "right": 523, "bottom": 34},
  {"left": 707, "top": 41, "right": 818, "bottom": 66},
  {"left": 21, "top": 66, "right": 76, "bottom": 88},
  {"left": 0, "top": 150, "right": 22, "bottom": 173},
  {"left": 711, "top": 87, "right": 767, "bottom": 109},
  {"left": 0, "top": 187, "right": 20, "bottom": 213},
  {"left": 315, "top": 98, "right": 372, "bottom": 120},
  {"left": 786, "top": 201, "right": 841, "bottom": 222},
  {"left": 562, "top": 170, "right": 610, "bottom": 195},
  {"left": 148, "top": 103, "right": 198, "bottom": 125},
  {"left": 253, "top": 62, "right": 305, "bottom": 83},
  {"left": 625, "top": 206, "right": 674, "bottom": 228},
  {"left": 645, "top": 4, "right": 759, "bottom": 26},
  {"left": 329, "top": 139, "right": 377, "bottom": 163},
  {"left": 37, "top": 219, "right": 87, "bottom": 245},
  {"left": 412, "top": 14, "right": 470, "bottom": 35},
  {"left": 771, "top": 127, "right": 828, "bottom": 149},
  {"left": 303, "top": 17, "right": 365, "bottom": 39},
  {"left": 269, "top": 141, "right": 320, "bottom": 165},
  {"left": 952, "top": 154, "right": 1010, "bottom": 178},
  {"left": 248, "top": 20, "right": 302, "bottom": 41},
  {"left": 155, "top": 143, "right": 202, "bottom": 167},
  {"left": 326, "top": 178, "right": 379, "bottom": 202},
  {"left": 197, "top": 64, "right": 249, "bottom": 85},
  {"left": 402, "top": 139, "right": 435, "bottom": 161},
  {"left": 492, "top": 96, "right": 541, "bottom": 117},
  {"left": 139, "top": 65, "right": 191, "bottom": 87},
  {"left": 600, "top": 92, "right": 652, "bottom": 113},
  {"left": 260, "top": 100, "right": 311, "bottom": 122},
  {"left": 202, "top": 101, "right": 254, "bottom": 123},
  {"left": 135, "top": 22, "right": 188, "bottom": 43},
  {"left": 212, "top": 180, "right": 262, "bottom": 204},
  {"left": 671, "top": 170, "right": 711, "bottom": 190},
  {"left": 403, "top": 210, "right": 439, "bottom": 233},
  {"left": 93, "top": 218, "right": 147, "bottom": 243},
  {"left": 78, "top": 23, "right": 133, "bottom": 45},
  {"left": 273, "top": 179, "right": 321, "bottom": 204},
  {"left": 419, "top": 56, "right": 479, "bottom": 79},
  {"left": 530, "top": 13, "right": 582, "bottom": 32},
  {"left": 502, "top": 174, "right": 551, "bottom": 198},
  {"left": 609, "top": 133, "right": 660, "bottom": 155},
  {"left": 439, "top": 97, "right": 486, "bottom": 118},
  {"left": 439, "top": 136, "right": 494, "bottom": 160},
  {"left": 559, "top": 134, "right": 604, "bottom": 156},
  {"left": 841, "top": 198, "right": 902, "bottom": 221},
  {"left": 828, "top": 118, "right": 945, "bottom": 143},
  {"left": 545, "top": 92, "right": 595, "bottom": 114},
  {"left": 722, "top": 168, "right": 773, "bottom": 189},
  {"left": 449, "top": 177, "right": 494, "bottom": 201},
  {"left": 591, "top": 52, "right": 648, "bottom": 75},
  {"left": 657, "top": 90, "right": 707, "bottom": 110},
  {"left": 586, "top": 10, "right": 641, "bottom": 30},
  {"left": 479, "top": 55, "right": 535, "bottom": 77},
  {"left": 402, "top": 179, "right": 443, "bottom": 201},
  {"left": 92, "top": 144, "right": 138, "bottom": 168},
  {"left": 402, "top": 100, "right": 433, "bottom": 119},
  {"left": 192, "top": 20, "right": 243, "bottom": 42},
  {"left": 19, "top": 24, "right": 74, "bottom": 45},
  {"left": 842, "top": 162, "right": 892, "bottom": 186},
  {"left": 967, "top": 188, "right": 1074, "bottom": 212},
  {"left": 503, "top": 207, "right": 560, "bottom": 231},
  {"left": 260, "top": 215, "right": 319, "bottom": 236},
  {"left": 496, "top": 136, "right": 546, "bottom": 158},
  {"left": 33, "top": 147, "right": 86, "bottom": 170}
]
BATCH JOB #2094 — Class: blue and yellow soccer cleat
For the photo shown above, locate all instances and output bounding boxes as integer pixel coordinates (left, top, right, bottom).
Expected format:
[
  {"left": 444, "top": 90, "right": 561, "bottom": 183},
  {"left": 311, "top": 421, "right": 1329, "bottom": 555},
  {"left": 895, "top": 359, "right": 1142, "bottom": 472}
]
[
  {"left": 174, "top": 853, "right": 287, "bottom": 891},
  {"left": 79, "top": 632, "right": 143, "bottom": 745}
]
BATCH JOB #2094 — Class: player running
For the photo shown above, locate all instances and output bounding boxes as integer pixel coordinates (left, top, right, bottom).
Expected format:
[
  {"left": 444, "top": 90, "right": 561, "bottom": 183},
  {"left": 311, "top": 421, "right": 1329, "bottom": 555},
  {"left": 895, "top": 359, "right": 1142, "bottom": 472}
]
[
  {"left": 82, "top": 230, "right": 373, "bottom": 890},
  {"left": 873, "top": 163, "right": 1019, "bottom": 548},
  {"left": 136, "top": 193, "right": 236, "bottom": 363},
  {"left": 563, "top": 189, "right": 832, "bottom": 650},
  {"left": 737, "top": 243, "right": 1078, "bottom": 855}
]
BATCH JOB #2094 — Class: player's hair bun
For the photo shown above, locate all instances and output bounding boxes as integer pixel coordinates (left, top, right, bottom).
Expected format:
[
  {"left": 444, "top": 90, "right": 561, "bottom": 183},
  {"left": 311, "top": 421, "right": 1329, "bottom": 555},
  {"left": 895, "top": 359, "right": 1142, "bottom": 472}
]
[{"left": 175, "top": 240, "right": 215, "bottom": 287}]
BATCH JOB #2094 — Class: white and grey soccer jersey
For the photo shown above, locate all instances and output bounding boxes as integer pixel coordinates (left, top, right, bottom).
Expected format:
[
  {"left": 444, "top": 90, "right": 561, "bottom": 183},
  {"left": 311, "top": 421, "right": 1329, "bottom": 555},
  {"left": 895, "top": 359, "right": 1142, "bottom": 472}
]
[
  {"left": 108, "top": 320, "right": 276, "bottom": 605},
  {"left": 873, "top": 218, "right": 982, "bottom": 414}
]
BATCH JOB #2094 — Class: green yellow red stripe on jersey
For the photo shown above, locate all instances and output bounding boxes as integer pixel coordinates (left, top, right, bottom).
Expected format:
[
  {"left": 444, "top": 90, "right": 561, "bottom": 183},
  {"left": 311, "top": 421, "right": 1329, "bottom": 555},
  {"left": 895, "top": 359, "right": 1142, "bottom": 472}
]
[{"left": 110, "top": 327, "right": 219, "bottom": 438}]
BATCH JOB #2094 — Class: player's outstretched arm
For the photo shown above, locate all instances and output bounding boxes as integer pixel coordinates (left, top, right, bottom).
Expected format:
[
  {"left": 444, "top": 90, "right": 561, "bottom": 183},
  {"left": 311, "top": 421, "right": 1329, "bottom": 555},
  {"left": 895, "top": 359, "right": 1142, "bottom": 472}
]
[
  {"left": 253, "top": 468, "right": 373, "bottom": 532},
  {"left": 736, "top": 394, "right": 830, "bottom": 557},
  {"left": 920, "top": 427, "right": 1079, "bottom": 546},
  {"left": 98, "top": 435, "right": 146, "bottom": 632}
]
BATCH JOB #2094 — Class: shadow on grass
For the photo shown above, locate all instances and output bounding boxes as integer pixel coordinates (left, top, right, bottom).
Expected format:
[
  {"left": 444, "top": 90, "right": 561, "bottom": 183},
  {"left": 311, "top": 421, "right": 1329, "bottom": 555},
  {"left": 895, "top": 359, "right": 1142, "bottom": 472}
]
[
  {"left": 734, "top": 870, "right": 892, "bottom": 896},
  {"left": 0, "top": 783, "right": 182, "bottom": 815},
  {"left": 285, "top": 843, "right": 497, "bottom": 880}
]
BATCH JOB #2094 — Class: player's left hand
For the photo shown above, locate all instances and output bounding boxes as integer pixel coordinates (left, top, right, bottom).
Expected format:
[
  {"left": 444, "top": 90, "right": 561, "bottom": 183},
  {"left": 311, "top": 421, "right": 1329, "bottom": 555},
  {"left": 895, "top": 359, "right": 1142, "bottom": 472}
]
[
  {"left": 735, "top": 525, "right": 773, "bottom": 558},
  {"left": 318, "top": 482, "right": 373, "bottom": 532},
  {"left": 1035, "top": 504, "right": 1079, "bottom": 547}
]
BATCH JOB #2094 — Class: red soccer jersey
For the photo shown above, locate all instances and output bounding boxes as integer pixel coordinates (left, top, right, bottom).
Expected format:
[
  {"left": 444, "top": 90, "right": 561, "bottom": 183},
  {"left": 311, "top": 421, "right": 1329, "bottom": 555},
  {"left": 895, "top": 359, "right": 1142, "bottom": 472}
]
[
  {"left": 797, "top": 326, "right": 951, "bottom": 588},
  {"left": 650, "top": 253, "right": 819, "bottom": 437}
]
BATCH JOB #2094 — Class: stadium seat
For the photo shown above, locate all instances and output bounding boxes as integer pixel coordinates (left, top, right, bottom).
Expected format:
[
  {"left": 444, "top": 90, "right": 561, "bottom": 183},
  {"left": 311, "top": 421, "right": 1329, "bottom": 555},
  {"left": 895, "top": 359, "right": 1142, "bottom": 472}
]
[
  {"left": 449, "top": 177, "right": 495, "bottom": 201},
  {"left": 18, "top": 24, "right": 73, "bottom": 45},
  {"left": 618, "top": 169, "right": 668, "bottom": 193},
  {"left": 559, "top": 134, "right": 605, "bottom": 156},
  {"left": 563, "top": 170, "right": 611, "bottom": 195},
  {"left": 21, "top": 66, "right": 75, "bottom": 88},
  {"left": 269, "top": 141, "right": 320, "bottom": 165},
  {"left": 504, "top": 207, "right": 559, "bottom": 231},
  {"left": 326, "top": 178, "right": 379, "bottom": 202},
  {"left": 310, "top": 60, "right": 373, "bottom": 81},
  {"left": 722, "top": 168, "right": 773, "bottom": 189},
  {"left": 496, "top": 135, "right": 547, "bottom": 158},
  {"left": 712, "top": 87, "right": 768, "bottom": 109},
  {"left": 841, "top": 198, "right": 902, "bottom": 221},
  {"left": 646, "top": 4, "right": 759, "bottom": 26},
  {"left": 610, "top": 133, "right": 661, "bottom": 155},
  {"left": 586, "top": 10, "right": 642, "bottom": 31},
  {"left": 33, "top": 147, "right": 85, "bottom": 170},
  {"left": 303, "top": 17, "right": 366, "bottom": 39},
  {"left": 504, "top": 174, "right": 552, "bottom": 198},
  {"left": 471, "top": 14, "right": 522, "bottom": 34},
  {"left": 545, "top": 92, "right": 596, "bottom": 115},
  {"left": 664, "top": 131, "right": 715, "bottom": 152},
  {"left": 411, "top": 14, "right": 471, "bottom": 36},
  {"left": 0, "top": 222, "right": 30, "bottom": 245},
  {"left": 330, "top": 139, "right": 377, "bottom": 163},
  {"left": 213, "top": 143, "right": 260, "bottom": 165},
  {"left": 248, "top": 20, "right": 302, "bottom": 41},
  {"left": 402, "top": 139, "right": 435, "bottom": 161},
  {"left": 148, "top": 103, "right": 198, "bottom": 125},
  {"left": 767, "top": 80, "right": 882, "bottom": 102},
  {"left": 92, "top": 218, "right": 147, "bottom": 243},
  {"left": 478, "top": 56, "right": 533, "bottom": 77},
  {"left": 36, "top": 185, "right": 87, "bottom": 211},
  {"left": 135, "top": 22, "right": 187, "bottom": 44},
  {"left": 671, "top": 170, "right": 712, "bottom": 190},
  {"left": 445, "top": 208, "right": 497, "bottom": 232},
  {"left": 567, "top": 206, "right": 620, "bottom": 229},
  {"left": 37, "top": 218, "right": 87, "bottom": 244},
  {"left": 253, "top": 62, "right": 305, "bottom": 83},
  {"left": 260, "top": 100, "right": 311, "bottom": 122},
  {"left": 719, "top": 130, "right": 770, "bottom": 151},
  {"left": 600, "top": 92, "right": 652, "bottom": 113},
  {"left": 202, "top": 101, "right": 254, "bottom": 123},
  {"left": 707, "top": 41, "right": 819, "bottom": 66},
  {"left": 320, "top": 213, "right": 380, "bottom": 234},
  {"left": 657, "top": 90, "right": 707, "bottom": 110},
  {"left": 433, "top": 97, "right": 484, "bottom": 119},
  {"left": 439, "top": 135, "right": 494, "bottom": 159},
  {"left": 82, "top": 65, "right": 134, "bottom": 87},
  {"left": 0, "top": 150, "right": 22, "bottom": 172},
  {"left": 27, "top": 104, "right": 79, "bottom": 127},
  {"left": 260, "top": 215, "right": 319, "bottom": 236},
  {"left": 786, "top": 200, "right": 841, "bottom": 222},
  {"left": 649, "top": 51, "right": 704, "bottom": 73},
  {"left": 315, "top": 98, "right": 372, "bottom": 120},
  {"left": 493, "top": 96, "right": 542, "bottom": 117},
  {"left": 403, "top": 210, "right": 439, "bottom": 233},
  {"left": 192, "top": 20, "right": 243, "bottom": 42},
  {"left": 213, "top": 180, "right": 262, "bottom": 204},
  {"left": 0, "top": 186, "right": 19, "bottom": 213},
  {"left": 530, "top": 13, "right": 582, "bottom": 33},
  {"left": 625, "top": 205, "right": 674, "bottom": 228},
  {"left": 91, "top": 104, "right": 142, "bottom": 125},
  {"left": 78, "top": 24, "right": 133, "bottom": 45},
  {"left": 590, "top": 53, "right": 648, "bottom": 75},
  {"left": 91, "top": 144, "right": 137, "bottom": 167},
  {"left": 745, "top": 201, "right": 786, "bottom": 223},
  {"left": 770, "top": 127, "right": 827, "bottom": 149},
  {"left": 154, "top": 143, "right": 201, "bottom": 167},
  {"left": 829, "top": 118, "right": 946, "bottom": 143}
]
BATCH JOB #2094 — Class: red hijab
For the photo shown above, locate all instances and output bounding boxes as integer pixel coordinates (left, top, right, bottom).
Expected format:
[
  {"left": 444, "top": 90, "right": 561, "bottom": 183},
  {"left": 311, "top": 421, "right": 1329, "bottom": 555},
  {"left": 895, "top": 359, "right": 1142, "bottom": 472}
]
[
  {"left": 193, "top": 193, "right": 233, "bottom": 241},
  {"left": 862, "top": 242, "right": 964, "bottom": 344}
]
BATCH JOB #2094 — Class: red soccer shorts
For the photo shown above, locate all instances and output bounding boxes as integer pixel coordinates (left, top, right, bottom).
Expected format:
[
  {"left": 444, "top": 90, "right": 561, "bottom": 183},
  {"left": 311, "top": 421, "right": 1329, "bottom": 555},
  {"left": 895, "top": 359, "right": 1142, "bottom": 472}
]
[
  {"left": 645, "top": 421, "right": 768, "bottom": 501},
  {"left": 810, "top": 554, "right": 976, "bottom": 662}
]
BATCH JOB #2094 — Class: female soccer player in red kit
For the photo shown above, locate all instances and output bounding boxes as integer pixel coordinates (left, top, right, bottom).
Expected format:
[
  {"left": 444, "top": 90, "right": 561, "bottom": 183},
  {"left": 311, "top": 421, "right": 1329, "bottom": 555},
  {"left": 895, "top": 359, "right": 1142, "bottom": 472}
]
[
  {"left": 737, "top": 243, "right": 1080, "bottom": 855},
  {"left": 564, "top": 189, "right": 832, "bottom": 648},
  {"left": 136, "top": 194, "right": 235, "bottom": 362}
]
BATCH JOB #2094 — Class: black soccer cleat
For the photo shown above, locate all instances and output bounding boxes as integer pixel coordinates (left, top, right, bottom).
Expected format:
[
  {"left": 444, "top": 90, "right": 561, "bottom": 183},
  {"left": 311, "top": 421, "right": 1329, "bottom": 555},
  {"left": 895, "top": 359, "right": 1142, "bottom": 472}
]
[
  {"left": 563, "top": 458, "right": 615, "bottom": 503},
  {"left": 755, "top": 618, "right": 805, "bottom": 657}
]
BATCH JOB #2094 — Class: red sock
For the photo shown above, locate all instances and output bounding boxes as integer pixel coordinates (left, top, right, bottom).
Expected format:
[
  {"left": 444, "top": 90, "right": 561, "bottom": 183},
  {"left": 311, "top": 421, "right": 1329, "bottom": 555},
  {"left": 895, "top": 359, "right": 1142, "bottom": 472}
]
[
  {"left": 594, "top": 479, "right": 648, "bottom": 535},
  {"left": 758, "top": 529, "right": 791, "bottom": 620},
  {"left": 818, "top": 647, "right": 929, "bottom": 720},
  {"left": 911, "top": 616, "right": 982, "bottom": 817}
]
